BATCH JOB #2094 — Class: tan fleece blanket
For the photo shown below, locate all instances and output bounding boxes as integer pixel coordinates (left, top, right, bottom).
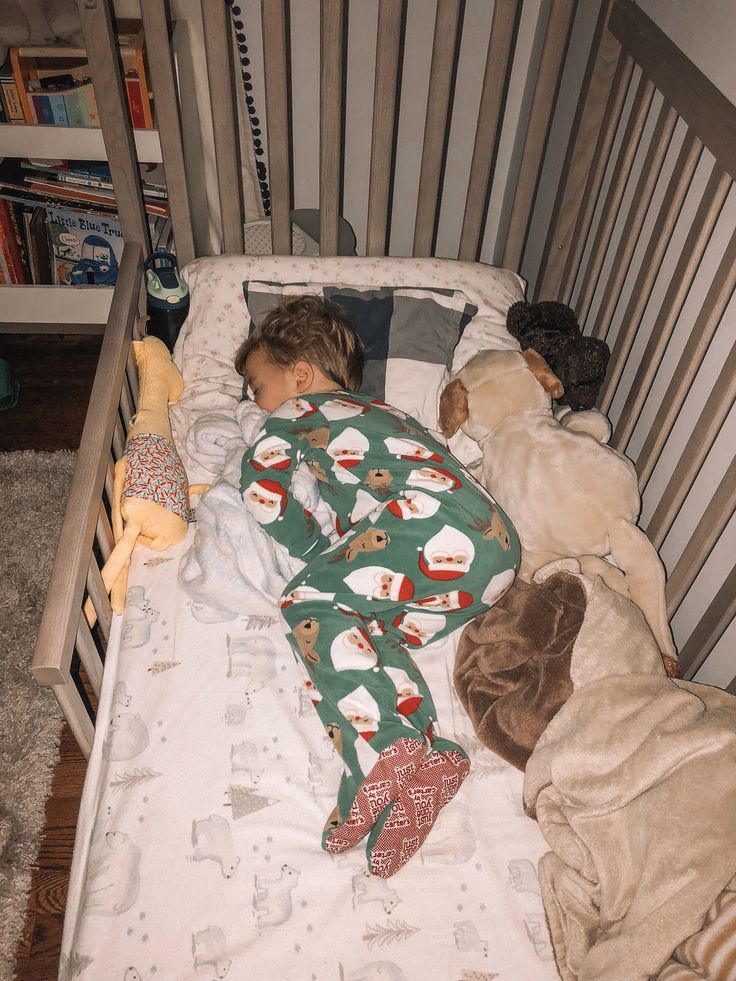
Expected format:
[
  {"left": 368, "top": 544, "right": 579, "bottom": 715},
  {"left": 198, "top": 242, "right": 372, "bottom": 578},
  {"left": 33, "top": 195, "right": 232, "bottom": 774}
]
[
  {"left": 523, "top": 565, "right": 736, "bottom": 981},
  {"left": 454, "top": 572, "right": 583, "bottom": 769}
]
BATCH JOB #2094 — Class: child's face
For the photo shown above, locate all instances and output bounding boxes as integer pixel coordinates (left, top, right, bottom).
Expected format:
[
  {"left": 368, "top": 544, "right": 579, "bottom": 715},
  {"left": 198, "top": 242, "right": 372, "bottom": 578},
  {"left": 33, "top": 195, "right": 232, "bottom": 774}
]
[{"left": 245, "top": 348, "right": 300, "bottom": 412}]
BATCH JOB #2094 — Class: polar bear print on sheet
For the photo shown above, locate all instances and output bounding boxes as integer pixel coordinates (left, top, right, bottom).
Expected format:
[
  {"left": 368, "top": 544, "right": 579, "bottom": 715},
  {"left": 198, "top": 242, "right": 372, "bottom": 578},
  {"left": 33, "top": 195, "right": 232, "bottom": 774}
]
[
  {"left": 420, "top": 801, "right": 476, "bottom": 865},
  {"left": 226, "top": 634, "right": 278, "bottom": 687},
  {"left": 308, "top": 749, "right": 342, "bottom": 798},
  {"left": 343, "top": 962, "right": 407, "bottom": 981},
  {"left": 223, "top": 689, "right": 254, "bottom": 726},
  {"left": 121, "top": 585, "right": 159, "bottom": 647},
  {"left": 190, "top": 600, "right": 239, "bottom": 623},
  {"left": 82, "top": 831, "right": 141, "bottom": 916},
  {"left": 508, "top": 858, "right": 542, "bottom": 896},
  {"left": 230, "top": 741, "right": 264, "bottom": 784},
  {"left": 191, "top": 815, "right": 240, "bottom": 878},
  {"left": 351, "top": 870, "right": 401, "bottom": 914},
  {"left": 123, "top": 969, "right": 142, "bottom": 981},
  {"left": 453, "top": 920, "right": 490, "bottom": 957},
  {"left": 192, "top": 925, "right": 231, "bottom": 978},
  {"left": 102, "top": 712, "right": 149, "bottom": 761},
  {"left": 253, "top": 863, "right": 299, "bottom": 929}
]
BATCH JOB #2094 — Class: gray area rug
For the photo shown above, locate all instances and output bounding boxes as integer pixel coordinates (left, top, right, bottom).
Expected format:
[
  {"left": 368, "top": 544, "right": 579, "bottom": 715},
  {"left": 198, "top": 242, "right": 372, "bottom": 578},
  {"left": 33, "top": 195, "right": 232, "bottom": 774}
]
[{"left": 0, "top": 450, "right": 76, "bottom": 980}]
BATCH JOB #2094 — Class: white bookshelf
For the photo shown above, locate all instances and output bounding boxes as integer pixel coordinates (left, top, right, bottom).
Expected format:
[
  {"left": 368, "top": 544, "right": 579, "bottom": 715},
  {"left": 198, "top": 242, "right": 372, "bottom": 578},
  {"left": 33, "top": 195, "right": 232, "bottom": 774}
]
[{"left": 0, "top": 124, "right": 161, "bottom": 163}]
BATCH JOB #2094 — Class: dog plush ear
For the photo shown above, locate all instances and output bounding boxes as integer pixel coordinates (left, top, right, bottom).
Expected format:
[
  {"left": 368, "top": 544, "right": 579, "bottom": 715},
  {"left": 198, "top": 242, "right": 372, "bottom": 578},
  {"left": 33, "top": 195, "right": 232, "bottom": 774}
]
[
  {"left": 439, "top": 377, "right": 469, "bottom": 438},
  {"left": 521, "top": 349, "right": 564, "bottom": 399}
]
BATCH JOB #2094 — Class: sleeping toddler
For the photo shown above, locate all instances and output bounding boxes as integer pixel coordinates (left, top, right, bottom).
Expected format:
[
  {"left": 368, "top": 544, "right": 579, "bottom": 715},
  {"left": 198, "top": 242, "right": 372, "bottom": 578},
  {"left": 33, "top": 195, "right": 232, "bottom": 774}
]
[{"left": 236, "top": 294, "right": 519, "bottom": 878}]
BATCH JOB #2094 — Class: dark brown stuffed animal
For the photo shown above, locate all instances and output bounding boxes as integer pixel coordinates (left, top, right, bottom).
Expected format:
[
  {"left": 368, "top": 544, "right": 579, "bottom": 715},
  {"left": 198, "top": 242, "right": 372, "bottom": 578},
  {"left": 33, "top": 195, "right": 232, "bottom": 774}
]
[{"left": 506, "top": 300, "right": 610, "bottom": 411}]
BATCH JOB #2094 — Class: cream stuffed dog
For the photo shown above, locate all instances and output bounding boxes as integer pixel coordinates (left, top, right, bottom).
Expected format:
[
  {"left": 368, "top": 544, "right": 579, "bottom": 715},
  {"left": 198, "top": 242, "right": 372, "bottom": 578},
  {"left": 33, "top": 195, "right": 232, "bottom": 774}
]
[{"left": 439, "top": 348, "right": 676, "bottom": 660}]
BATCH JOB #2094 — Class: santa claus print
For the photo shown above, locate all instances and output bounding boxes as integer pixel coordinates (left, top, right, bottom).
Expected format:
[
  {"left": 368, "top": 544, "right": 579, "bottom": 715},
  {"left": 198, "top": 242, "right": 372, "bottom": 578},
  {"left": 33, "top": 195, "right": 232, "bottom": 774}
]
[
  {"left": 385, "top": 490, "right": 441, "bottom": 520},
  {"left": 303, "top": 677, "right": 322, "bottom": 707},
  {"left": 350, "top": 488, "right": 384, "bottom": 525},
  {"left": 319, "top": 396, "right": 369, "bottom": 421},
  {"left": 330, "top": 626, "right": 379, "bottom": 671},
  {"left": 418, "top": 525, "right": 475, "bottom": 580},
  {"left": 383, "top": 436, "right": 443, "bottom": 464},
  {"left": 243, "top": 478, "right": 287, "bottom": 524},
  {"left": 370, "top": 399, "right": 407, "bottom": 420},
  {"left": 326, "top": 428, "right": 369, "bottom": 485},
  {"left": 384, "top": 666, "right": 423, "bottom": 716},
  {"left": 406, "top": 466, "right": 462, "bottom": 493},
  {"left": 392, "top": 610, "right": 447, "bottom": 647},
  {"left": 279, "top": 585, "right": 336, "bottom": 608},
  {"left": 343, "top": 565, "right": 415, "bottom": 601},
  {"left": 409, "top": 590, "right": 474, "bottom": 611},
  {"left": 338, "top": 686, "right": 381, "bottom": 741},
  {"left": 480, "top": 567, "right": 516, "bottom": 606},
  {"left": 270, "top": 396, "right": 318, "bottom": 420},
  {"left": 248, "top": 434, "right": 293, "bottom": 471}
]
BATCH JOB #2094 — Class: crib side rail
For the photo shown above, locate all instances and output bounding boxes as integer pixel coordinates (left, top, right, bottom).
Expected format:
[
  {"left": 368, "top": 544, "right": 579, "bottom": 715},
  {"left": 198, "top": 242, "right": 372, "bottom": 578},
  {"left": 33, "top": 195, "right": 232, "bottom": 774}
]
[{"left": 31, "top": 245, "right": 143, "bottom": 758}]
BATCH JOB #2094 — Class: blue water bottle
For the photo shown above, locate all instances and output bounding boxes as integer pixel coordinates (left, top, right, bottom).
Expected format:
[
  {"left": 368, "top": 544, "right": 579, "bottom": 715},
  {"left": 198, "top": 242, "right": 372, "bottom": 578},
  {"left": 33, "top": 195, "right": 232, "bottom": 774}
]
[{"left": 145, "top": 251, "right": 190, "bottom": 352}]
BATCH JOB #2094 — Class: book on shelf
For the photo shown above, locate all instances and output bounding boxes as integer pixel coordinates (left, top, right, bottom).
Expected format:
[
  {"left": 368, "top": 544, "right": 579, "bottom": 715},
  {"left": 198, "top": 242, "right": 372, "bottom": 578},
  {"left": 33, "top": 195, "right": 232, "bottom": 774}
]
[
  {"left": 0, "top": 156, "right": 170, "bottom": 219},
  {"left": 21, "top": 159, "right": 168, "bottom": 200},
  {"left": 9, "top": 19, "right": 154, "bottom": 129},
  {"left": 0, "top": 54, "right": 24, "bottom": 124},
  {"left": 0, "top": 197, "right": 28, "bottom": 283}
]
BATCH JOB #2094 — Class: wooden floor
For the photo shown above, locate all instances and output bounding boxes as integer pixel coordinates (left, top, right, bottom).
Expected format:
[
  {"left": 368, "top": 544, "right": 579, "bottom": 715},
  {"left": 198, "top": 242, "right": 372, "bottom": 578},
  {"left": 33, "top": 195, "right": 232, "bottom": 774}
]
[{"left": 3, "top": 333, "right": 100, "bottom": 980}]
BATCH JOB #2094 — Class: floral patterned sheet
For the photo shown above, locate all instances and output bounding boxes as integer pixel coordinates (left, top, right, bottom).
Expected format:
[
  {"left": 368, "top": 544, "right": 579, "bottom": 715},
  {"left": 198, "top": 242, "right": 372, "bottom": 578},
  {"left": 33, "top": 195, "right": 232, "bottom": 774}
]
[{"left": 61, "top": 256, "right": 557, "bottom": 981}]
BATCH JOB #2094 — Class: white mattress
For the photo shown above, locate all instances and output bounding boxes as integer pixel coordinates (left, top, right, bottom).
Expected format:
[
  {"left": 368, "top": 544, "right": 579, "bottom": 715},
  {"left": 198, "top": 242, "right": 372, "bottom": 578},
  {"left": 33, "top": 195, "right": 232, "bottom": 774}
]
[
  {"left": 62, "top": 538, "right": 557, "bottom": 980},
  {"left": 61, "top": 255, "right": 557, "bottom": 980}
]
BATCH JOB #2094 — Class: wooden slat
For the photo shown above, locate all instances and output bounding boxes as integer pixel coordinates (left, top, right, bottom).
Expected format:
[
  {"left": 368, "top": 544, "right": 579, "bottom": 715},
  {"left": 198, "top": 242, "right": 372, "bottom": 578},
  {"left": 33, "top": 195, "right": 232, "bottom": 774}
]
[
  {"left": 612, "top": 166, "right": 731, "bottom": 449},
  {"left": 141, "top": 0, "right": 196, "bottom": 266},
  {"left": 559, "top": 53, "right": 634, "bottom": 305},
  {"left": 598, "top": 131, "right": 702, "bottom": 411},
  {"left": 459, "top": 0, "right": 521, "bottom": 262},
  {"left": 679, "top": 564, "right": 736, "bottom": 680},
  {"left": 666, "top": 455, "right": 736, "bottom": 618},
  {"left": 78, "top": 0, "right": 149, "bottom": 254},
  {"left": 502, "top": 0, "right": 576, "bottom": 271},
  {"left": 85, "top": 560, "right": 112, "bottom": 644},
  {"left": 413, "top": 0, "right": 462, "bottom": 257},
  {"left": 202, "top": 0, "right": 244, "bottom": 254},
  {"left": 31, "top": 245, "right": 141, "bottom": 689},
  {"left": 261, "top": 0, "right": 291, "bottom": 255},
  {"left": 96, "top": 503, "right": 114, "bottom": 562},
  {"left": 112, "top": 416, "right": 126, "bottom": 461},
  {"left": 126, "top": 343, "right": 139, "bottom": 406},
  {"left": 104, "top": 455, "right": 115, "bottom": 504},
  {"left": 575, "top": 73, "right": 655, "bottom": 323},
  {"left": 320, "top": 0, "right": 344, "bottom": 256},
  {"left": 535, "top": 0, "right": 619, "bottom": 300},
  {"left": 609, "top": 0, "right": 736, "bottom": 182},
  {"left": 366, "top": 0, "right": 404, "bottom": 257},
  {"left": 75, "top": 614, "right": 103, "bottom": 698},
  {"left": 646, "top": 340, "right": 736, "bottom": 548},
  {"left": 52, "top": 683, "right": 94, "bottom": 760},
  {"left": 590, "top": 101, "right": 678, "bottom": 341},
  {"left": 120, "top": 372, "right": 135, "bottom": 434},
  {"left": 637, "top": 225, "right": 736, "bottom": 489}
]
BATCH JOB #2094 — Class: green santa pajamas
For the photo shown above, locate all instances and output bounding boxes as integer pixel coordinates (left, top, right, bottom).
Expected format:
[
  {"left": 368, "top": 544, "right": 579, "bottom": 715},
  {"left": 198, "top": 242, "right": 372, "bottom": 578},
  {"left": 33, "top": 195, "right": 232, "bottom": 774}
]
[{"left": 240, "top": 390, "right": 520, "bottom": 876}]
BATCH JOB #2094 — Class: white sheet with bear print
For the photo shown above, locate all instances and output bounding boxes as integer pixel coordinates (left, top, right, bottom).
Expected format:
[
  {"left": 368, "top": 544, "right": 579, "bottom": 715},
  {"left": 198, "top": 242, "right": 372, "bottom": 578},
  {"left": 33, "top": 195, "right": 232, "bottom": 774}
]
[{"left": 61, "top": 528, "right": 559, "bottom": 981}]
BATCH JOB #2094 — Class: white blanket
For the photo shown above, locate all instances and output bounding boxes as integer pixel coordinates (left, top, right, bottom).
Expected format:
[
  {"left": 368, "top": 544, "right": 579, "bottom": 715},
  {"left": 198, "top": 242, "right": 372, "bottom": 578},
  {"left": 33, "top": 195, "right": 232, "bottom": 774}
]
[{"left": 178, "top": 400, "right": 337, "bottom": 615}]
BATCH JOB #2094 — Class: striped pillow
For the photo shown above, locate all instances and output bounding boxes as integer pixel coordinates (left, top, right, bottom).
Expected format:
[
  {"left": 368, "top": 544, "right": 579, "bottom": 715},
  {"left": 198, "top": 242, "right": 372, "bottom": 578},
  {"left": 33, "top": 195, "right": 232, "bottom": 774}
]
[{"left": 241, "top": 280, "right": 478, "bottom": 430}]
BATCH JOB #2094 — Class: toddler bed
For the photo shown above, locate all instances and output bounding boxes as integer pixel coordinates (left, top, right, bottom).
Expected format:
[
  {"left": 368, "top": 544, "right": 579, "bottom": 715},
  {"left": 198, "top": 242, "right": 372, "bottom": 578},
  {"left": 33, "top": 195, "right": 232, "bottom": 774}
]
[
  {"left": 26, "top": 0, "right": 736, "bottom": 978},
  {"left": 59, "top": 255, "right": 560, "bottom": 980}
]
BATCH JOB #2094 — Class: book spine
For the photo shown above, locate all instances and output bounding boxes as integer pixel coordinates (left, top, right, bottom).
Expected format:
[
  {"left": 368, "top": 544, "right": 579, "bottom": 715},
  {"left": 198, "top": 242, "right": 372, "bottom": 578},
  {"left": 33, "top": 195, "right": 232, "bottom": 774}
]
[
  {"left": 125, "top": 76, "right": 145, "bottom": 128},
  {"left": 8, "top": 201, "right": 30, "bottom": 282},
  {"left": 10, "top": 47, "right": 34, "bottom": 123},
  {"left": 0, "top": 95, "right": 6, "bottom": 123},
  {"left": 0, "top": 199, "right": 25, "bottom": 283},
  {"left": 64, "top": 89, "right": 87, "bottom": 127},
  {"left": 0, "top": 72, "right": 26, "bottom": 122},
  {"left": 47, "top": 93, "right": 69, "bottom": 126},
  {"left": 31, "top": 93, "right": 53, "bottom": 125}
]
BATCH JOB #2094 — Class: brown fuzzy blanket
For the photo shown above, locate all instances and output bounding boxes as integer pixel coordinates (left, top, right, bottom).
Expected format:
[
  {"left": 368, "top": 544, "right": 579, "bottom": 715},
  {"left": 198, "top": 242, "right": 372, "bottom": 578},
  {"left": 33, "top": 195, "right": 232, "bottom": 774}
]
[{"left": 454, "top": 572, "right": 584, "bottom": 770}]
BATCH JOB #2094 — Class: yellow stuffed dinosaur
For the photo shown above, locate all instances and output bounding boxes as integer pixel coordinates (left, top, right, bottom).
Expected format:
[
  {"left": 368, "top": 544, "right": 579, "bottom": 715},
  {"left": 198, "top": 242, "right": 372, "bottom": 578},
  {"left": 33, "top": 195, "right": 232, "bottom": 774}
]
[{"left": 85, "top": 334, "right": 208, "bottom": 625}]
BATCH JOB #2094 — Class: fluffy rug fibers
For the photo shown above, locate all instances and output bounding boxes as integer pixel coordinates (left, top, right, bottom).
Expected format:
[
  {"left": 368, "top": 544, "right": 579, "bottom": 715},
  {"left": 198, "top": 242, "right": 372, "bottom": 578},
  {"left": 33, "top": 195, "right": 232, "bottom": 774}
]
[{"left": 0, "top": 450, "right": 76, "bottom": 980}]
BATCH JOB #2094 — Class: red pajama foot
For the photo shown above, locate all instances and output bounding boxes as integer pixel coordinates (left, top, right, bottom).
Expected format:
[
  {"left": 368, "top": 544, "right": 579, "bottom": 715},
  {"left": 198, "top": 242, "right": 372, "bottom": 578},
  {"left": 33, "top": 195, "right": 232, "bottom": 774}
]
[
  {"left": 324, "top": 737, "right": 427, "bottom": 855},
  {"left": 367, "top": 749, "right": 470, "bottom": 878}
]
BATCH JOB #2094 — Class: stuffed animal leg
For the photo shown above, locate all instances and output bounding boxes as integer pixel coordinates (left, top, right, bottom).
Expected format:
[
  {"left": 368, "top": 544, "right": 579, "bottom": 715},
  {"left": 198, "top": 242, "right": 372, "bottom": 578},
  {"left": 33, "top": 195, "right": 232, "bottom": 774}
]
[{"left": 607, "top": 516, "right": 676, "bottom": 660}]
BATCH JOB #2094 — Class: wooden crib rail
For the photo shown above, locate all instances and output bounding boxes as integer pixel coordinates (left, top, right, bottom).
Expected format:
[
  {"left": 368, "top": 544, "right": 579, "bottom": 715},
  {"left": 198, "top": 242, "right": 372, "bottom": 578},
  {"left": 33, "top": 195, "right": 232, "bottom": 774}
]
[{"left": 31, "top": 245, "right": 143, "bottom": 758}]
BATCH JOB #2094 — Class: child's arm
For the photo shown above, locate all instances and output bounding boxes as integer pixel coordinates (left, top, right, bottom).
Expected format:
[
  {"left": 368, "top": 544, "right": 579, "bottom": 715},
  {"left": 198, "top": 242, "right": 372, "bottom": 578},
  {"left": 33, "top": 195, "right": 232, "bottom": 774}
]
[{"left": 240, "top": 413, "right": 329, "bottom": 559}]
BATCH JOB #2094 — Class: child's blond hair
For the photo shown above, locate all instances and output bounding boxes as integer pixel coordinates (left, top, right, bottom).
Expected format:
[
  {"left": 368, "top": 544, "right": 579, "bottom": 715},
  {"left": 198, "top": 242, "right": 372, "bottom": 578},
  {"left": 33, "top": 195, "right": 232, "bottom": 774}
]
[{"left": 235, "top": 294, "right": 364, "bottom": 390}]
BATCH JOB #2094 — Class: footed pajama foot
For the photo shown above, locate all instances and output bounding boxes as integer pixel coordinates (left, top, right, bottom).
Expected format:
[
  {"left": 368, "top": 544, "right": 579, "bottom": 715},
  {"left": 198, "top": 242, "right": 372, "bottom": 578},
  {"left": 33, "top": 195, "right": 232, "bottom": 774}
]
[
  {"left": 323, "top": 737, "right": 427, "bottom": 855},
  {"left": 366, "top": 749, "right": 470, "bottom": 878}
]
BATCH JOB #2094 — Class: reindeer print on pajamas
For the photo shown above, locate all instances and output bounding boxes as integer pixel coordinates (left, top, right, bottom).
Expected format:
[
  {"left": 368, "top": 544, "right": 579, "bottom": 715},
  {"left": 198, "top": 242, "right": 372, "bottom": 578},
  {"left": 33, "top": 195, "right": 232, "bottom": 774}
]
[{"left": 240, "top": 390, "right": 519, "bottom": 877}]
